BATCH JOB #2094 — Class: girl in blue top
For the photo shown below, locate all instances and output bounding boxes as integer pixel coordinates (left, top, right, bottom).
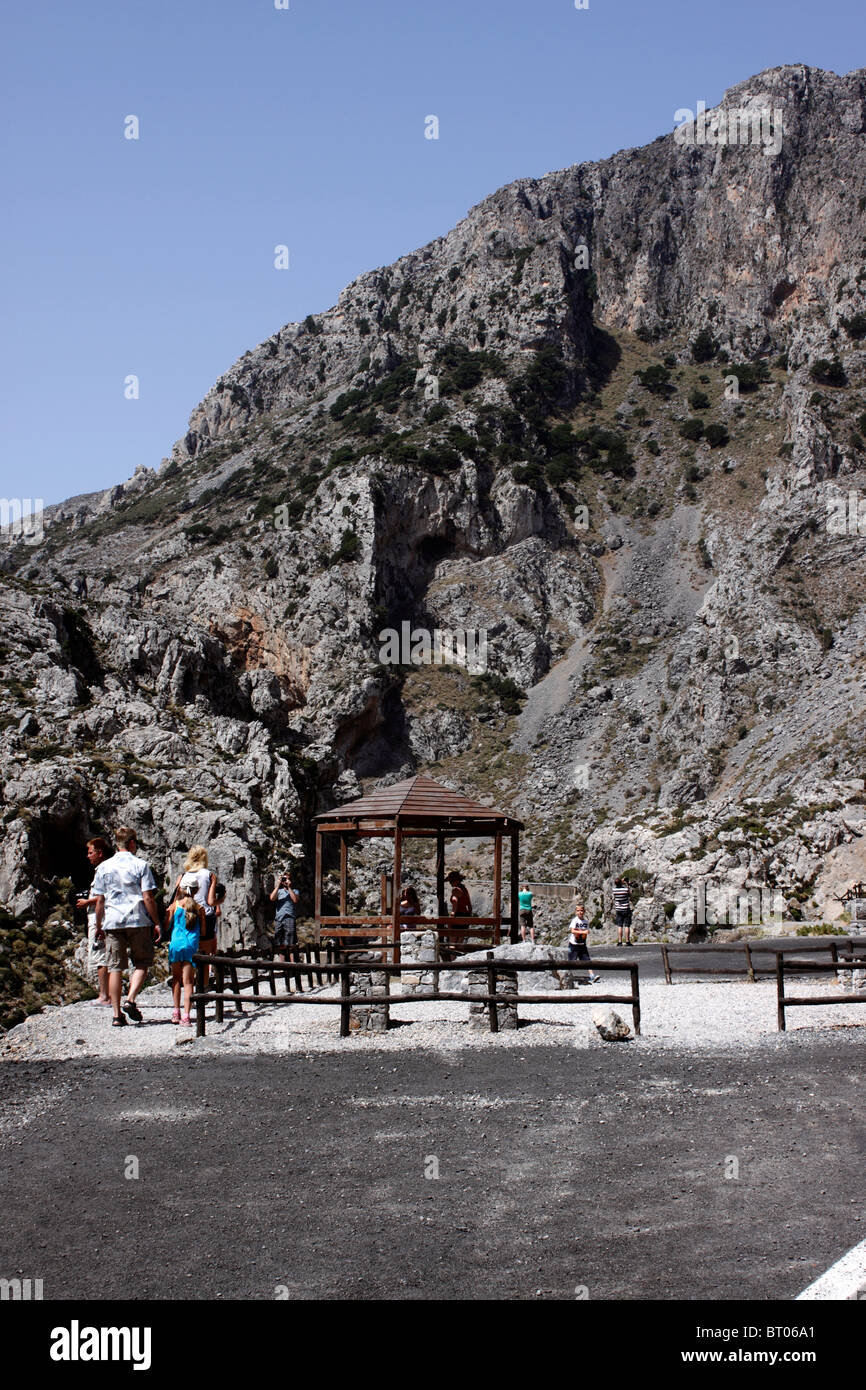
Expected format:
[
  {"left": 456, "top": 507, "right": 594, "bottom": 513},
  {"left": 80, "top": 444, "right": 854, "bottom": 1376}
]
[{"left": 169, "top": 887, "right": 204, "bottom": 1025}]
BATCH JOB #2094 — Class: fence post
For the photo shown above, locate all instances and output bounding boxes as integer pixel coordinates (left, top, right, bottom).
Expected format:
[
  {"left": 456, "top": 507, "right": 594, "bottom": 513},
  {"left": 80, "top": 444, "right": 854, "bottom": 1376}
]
[
  {"left": 215, "top": 961, "right": 225, "bottom": 1024},
  {"left": 661, "top": 944, "right": 672, "bottom": 985},
  {"left": 195, "top": 959, "right": 206, "bottom": 1037},
  {"left": 630, "top": 964, "right": 641, "bottom": 1036},
  {"left": 229, "top": 960, "right": 243, "bottom": 1014},
  {"left": 486, "top": 951, "right": 499, "bottom": 1034},
  {"left": 744, "top": 941, "right": 755, "bottom": 984},
  {"left": 339, "top": 963, "right": 351, "bottom": 1038},
  {"left": 776, "top": 954, "right": 786, "bottom": 1032}
]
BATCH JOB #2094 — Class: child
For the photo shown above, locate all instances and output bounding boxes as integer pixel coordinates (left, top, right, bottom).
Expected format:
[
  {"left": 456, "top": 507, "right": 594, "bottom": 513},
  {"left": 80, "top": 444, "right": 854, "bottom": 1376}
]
[
  {"left": 168, "top": 887, "right": 204, "bottom": 1025},
  {"left": 567, "top": 900, "right": 600, "bottom": 985}
]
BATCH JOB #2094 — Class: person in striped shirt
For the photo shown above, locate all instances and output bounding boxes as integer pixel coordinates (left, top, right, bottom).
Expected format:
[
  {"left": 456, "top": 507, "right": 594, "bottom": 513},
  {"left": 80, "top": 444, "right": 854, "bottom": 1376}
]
[{"left": 612, "top": 877, "right": 633, "bottom": 945}]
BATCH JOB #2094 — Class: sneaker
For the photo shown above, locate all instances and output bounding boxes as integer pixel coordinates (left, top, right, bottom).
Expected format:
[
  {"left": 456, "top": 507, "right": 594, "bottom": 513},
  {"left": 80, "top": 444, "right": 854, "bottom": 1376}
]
[
  {"left": 588, "top": 973, "right": 601, "bottom": 984},
  {"left": 123, "top": 1000, "right": 143, "bottom": 1023}
]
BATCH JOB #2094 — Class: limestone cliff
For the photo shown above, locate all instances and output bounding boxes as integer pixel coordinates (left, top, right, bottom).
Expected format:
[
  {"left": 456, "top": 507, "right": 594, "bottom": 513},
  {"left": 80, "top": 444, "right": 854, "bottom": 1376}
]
[{"left": 2, "top": 64, "right": 866, "bottom": 1022}]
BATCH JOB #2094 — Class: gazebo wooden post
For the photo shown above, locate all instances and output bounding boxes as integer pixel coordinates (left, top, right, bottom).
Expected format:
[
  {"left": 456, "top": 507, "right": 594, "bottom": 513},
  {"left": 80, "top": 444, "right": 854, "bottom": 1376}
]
[
  {"left": 435, "top": 831, "right": 447, "bottom": 916},
  {"left": 509, "top": 830, "right": 520, "bottom": 944},
  {"left": 492, "top": 832, "right": 502, "bottom": 946},
  {"left": 314, "top": 827, "right": 323, "bottom": 948},
  {"left": 392, "top": 825, "right": 403, "bottom": 964},
  {"left": 339, "top": 835, "right": 348, "bottom": 916}
]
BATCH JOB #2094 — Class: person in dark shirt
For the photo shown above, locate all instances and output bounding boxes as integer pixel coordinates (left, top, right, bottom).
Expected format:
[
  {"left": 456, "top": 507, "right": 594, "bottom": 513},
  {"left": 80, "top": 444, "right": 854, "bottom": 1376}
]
[{"left": 269, "top": 870, "right": 299, "bottom": 972}]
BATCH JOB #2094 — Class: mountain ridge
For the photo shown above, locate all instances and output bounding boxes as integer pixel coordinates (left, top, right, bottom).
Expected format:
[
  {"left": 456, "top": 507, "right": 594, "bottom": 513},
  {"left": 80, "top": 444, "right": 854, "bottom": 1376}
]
[{"left": 1, "top": 61, "right": 866, "bottom": 1025}]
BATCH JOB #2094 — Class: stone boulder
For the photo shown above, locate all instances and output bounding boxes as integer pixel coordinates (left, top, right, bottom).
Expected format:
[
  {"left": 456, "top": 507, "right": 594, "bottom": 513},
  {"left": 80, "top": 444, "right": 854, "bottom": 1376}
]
[
  {"left": 440, "top": 940, "right": 577, "bottom": 994},
  {"left": 592, "top": 1007, "right": 632, "bottom": 1042}
]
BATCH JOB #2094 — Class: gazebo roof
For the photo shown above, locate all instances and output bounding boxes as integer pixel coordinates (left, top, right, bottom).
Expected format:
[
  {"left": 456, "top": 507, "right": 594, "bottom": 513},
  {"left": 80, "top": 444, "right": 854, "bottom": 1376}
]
[{"left": 314, "top": 774, "right": 523, "bottom": 830}]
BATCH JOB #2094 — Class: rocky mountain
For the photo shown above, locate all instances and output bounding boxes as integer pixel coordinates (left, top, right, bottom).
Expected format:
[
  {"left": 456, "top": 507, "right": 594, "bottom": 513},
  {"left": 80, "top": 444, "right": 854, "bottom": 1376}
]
[{"left": 2, "top": 63, "right": 866, "bottom": 1021}]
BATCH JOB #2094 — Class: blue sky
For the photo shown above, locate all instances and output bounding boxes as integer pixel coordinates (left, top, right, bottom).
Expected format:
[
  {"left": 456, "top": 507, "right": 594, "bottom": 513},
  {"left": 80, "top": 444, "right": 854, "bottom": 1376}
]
[{"left": 2, "top": 0, "right": 863, "bottom": 505}]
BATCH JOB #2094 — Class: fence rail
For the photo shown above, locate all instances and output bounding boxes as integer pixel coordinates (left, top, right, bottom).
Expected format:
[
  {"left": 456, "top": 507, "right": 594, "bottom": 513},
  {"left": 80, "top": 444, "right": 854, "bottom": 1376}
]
[
  {"left": 775, "top": 954, "right": 866, "bottom": 1031},
  {"left": 660, "top": 937, "right": 860, "bottom": 985},
  {"left": 191, "top": 952, "right": 641, "bottom": 1039},
  {"left": 202, "top": 944, "right": 339, "bottom": 1014}
]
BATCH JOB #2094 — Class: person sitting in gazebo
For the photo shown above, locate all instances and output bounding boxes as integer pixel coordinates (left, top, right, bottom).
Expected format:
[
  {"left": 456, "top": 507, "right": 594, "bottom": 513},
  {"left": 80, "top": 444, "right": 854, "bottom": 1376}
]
[
  {"left": 399, "top": 885, "right": 421, "bottom": 917},
  {"left": 447, "top": 871, "right": 472, "bottom": 916}
]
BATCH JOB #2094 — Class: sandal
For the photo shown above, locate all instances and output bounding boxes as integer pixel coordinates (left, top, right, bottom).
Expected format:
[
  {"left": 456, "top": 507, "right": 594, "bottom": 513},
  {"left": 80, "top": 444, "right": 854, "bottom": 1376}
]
[
  {"left": 171, "top": 1008, "right": 181, "bottom": 1024},
  {"left": 180, "top": 1013, "right": 192, "bottom": 1026},
  {"left": 112, "top": 1015, "right": 127, "bottom": 1027}
]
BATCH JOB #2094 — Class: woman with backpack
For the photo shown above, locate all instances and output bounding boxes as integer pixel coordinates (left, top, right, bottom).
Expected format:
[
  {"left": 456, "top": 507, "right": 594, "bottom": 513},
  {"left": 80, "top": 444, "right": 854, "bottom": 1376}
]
[{"left": 166, "top": 846, "right": 217, "bottom": 991}]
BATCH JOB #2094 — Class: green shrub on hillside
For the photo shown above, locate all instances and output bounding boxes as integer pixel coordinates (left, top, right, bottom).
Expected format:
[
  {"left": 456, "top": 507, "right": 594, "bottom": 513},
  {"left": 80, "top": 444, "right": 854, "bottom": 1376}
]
[
  {"left": 726, "top": 361, "right": 771, "bottom": 391},
  {"left": 704, "top": 422, "right": 729, "bottom": 447},
  {"left": 471, "top": 670, "right": 526, "bottom": 715},
  {"left": 841, "top": 313, "right": 866, "bottom": 340},
  {"left": 810, "top": 358, "right": 847, "bottom": 386},
  {"left": 691, "top": 329, "right": 718, "bottom": 363},
  {"left": 680, "top": 418, "right": 705, "bottom": 441},
  {"left": 635, "top": 364, "right": 674, "bottom": 396}
]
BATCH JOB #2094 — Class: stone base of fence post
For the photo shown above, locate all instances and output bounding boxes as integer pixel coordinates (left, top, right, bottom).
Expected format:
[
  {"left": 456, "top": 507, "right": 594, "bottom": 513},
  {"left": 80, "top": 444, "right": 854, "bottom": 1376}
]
[
  {"left": 851, "top": 941, "right": 865, "bottom": 993},
  {"left": 467, "top": 965, "right": 518, "bottom": 1031},
  {"left": 349, "top": 953, "right": 390, "bottom": 1032},
  {"left": 400, "top": 929, "right": 439, "bottom": 996}
]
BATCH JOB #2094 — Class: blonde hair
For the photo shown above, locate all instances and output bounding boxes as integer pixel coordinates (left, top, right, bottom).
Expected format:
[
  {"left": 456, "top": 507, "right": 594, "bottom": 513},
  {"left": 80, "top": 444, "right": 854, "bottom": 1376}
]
[
  {"left": 183, "top": 845, "right": 209, "bottom": 872},
  {"left": 177, "top": 887, "right": 199, "bottom": 932}
]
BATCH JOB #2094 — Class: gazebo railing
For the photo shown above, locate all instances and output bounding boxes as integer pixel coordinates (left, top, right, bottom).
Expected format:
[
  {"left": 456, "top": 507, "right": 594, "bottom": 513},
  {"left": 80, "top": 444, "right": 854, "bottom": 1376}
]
[{"left": 316, "top": 914, "right": 510, "bottom": 959}]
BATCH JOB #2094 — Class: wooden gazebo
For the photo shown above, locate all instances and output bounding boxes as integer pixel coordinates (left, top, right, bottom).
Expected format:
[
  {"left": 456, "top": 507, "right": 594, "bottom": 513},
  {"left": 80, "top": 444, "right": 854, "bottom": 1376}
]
[{"left": 313, "top": 775, "right": 524, "bottom": 960}]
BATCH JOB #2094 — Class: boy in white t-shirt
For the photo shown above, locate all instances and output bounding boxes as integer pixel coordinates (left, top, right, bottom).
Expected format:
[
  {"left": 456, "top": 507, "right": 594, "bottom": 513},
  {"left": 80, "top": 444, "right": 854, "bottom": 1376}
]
[{"left": 567, "top": 900, "right": 600, "bottom": 984}]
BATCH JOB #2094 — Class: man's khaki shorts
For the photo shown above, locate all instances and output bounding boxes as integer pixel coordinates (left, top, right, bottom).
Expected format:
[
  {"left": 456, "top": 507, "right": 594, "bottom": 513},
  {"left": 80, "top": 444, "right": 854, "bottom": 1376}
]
[
  {"left": 87, "top": 922, "right": 107, "bottom": 968},
  {"left": 104, "top": 925, "right": 155, "bottom": 973}
]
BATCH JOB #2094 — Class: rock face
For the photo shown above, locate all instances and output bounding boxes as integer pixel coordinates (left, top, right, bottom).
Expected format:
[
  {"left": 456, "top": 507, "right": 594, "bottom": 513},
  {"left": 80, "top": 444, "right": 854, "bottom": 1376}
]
[{"left": 2, "top": 65, "right": 866, "bottom": 1025}]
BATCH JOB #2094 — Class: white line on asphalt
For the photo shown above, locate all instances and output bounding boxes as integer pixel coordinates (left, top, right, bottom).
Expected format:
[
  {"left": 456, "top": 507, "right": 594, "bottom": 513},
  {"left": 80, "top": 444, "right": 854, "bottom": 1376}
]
[{"left": 795, "top": 1236, "right": 866, "bottom": 1300}]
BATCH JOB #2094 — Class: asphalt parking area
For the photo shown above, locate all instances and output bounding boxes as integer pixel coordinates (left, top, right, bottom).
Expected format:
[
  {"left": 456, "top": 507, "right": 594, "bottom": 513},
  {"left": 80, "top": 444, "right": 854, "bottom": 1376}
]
[{"left": 0, "top": 1041, "right": 862, "bottom": 1301}]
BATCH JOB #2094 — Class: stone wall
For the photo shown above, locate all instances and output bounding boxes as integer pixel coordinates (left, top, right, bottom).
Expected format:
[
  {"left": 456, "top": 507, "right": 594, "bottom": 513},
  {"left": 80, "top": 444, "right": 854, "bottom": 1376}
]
[
  {"left": 400, "top": 929, "right": 439, "bottom": 996},
  {"left": 349, "top": 953, "right": 390, "bottom": 1032}
]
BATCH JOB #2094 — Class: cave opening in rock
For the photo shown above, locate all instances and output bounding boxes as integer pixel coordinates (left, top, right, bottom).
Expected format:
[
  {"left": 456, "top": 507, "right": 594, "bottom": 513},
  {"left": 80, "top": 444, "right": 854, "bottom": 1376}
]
[{"left": 37, "top": 815, "right": 101, "bottom": 899}]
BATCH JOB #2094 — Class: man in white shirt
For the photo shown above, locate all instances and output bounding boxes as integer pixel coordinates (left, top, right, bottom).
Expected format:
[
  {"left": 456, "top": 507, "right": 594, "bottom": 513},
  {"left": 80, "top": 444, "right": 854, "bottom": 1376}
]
[{"left": 92, "top": 826, "right": 162, "bottom": 1027}]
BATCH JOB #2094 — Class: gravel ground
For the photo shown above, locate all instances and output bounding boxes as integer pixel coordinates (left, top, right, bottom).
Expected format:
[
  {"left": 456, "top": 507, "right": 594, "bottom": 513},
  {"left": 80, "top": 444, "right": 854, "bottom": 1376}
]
[{"left": 2, "top": 971, "right": 864, "bottom": 1061}]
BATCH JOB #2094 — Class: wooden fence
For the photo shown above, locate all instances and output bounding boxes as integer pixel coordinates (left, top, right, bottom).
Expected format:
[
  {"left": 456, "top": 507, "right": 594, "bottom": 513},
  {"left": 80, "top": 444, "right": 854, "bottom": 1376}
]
[
  {"left": 191, "top": 952, "right": 641, "bottom": 1039},
  {"left": 659, "top": 937, "right": 860, "bottom": 984},
  {"left": 775, "top": 950, "right": 866, "bottom": 1031},
  {"left": 198, "top": 944, "right": 339, "bottom": 1016}
]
